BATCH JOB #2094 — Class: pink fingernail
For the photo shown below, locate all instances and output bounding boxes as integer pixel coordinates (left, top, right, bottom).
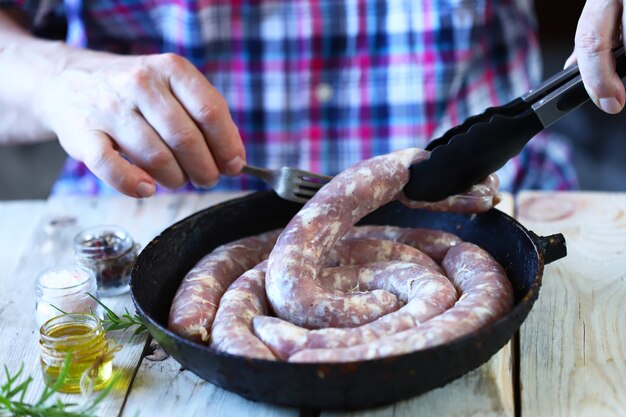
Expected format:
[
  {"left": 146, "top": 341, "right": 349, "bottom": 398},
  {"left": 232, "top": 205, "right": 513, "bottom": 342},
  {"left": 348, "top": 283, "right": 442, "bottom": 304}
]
[
  {"left": 192, "top": 178, "right": 218, "bottom": 190},
  {"left": 135, "top": 181, "right": 155, "bottom": 198},
  {"left": 225, "top": 156, "right": 245, "bottom": 175},
  {"left": 598, "top": 97, "right": 623, "bottom": 114}
]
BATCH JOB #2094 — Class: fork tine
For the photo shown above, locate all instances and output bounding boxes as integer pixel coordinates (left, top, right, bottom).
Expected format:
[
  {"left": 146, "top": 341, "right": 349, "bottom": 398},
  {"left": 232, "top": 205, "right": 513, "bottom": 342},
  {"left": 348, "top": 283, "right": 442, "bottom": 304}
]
[
  {"left": 241, "top": 164, "right": 333, "bottom": 204},
  {"left": 290, "top": 170, "right": 332, "bottom": 203},
  {"left": 293, "top": 178, "right": 326, "bottom": 191},
  {"left": 294, "top": 188, "right": 317, "bottom": 198},
  {"left": 291, "top": 190, "right": 316, "bottom": 204}
]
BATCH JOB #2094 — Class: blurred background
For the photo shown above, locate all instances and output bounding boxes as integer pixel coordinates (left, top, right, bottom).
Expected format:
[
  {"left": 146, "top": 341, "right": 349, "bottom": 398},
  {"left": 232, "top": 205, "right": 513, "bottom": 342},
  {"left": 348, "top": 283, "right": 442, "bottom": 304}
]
[{"left": 1, "top": 0, "right": 623, "bottom": 200}]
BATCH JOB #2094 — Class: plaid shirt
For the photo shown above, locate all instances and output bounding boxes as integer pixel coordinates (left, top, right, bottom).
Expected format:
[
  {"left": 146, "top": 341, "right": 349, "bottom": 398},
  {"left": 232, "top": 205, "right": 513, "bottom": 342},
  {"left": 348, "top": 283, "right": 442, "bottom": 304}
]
[{"left": 4, "top": 0, "right": 577, "bottom": 195}]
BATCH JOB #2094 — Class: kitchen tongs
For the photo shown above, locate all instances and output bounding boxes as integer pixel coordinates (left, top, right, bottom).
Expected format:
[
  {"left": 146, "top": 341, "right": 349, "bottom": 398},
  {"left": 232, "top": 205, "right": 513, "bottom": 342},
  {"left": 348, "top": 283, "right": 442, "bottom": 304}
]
[{"left": 404, "top": 46, "right": 626, "bottom": 202}]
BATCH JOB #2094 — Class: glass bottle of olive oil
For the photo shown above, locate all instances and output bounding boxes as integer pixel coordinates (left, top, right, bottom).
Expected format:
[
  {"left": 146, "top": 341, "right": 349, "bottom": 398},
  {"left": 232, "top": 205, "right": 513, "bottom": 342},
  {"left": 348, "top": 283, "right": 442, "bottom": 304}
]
[{"left": 39, "top": 313, "right": 113, "bottom": 393}]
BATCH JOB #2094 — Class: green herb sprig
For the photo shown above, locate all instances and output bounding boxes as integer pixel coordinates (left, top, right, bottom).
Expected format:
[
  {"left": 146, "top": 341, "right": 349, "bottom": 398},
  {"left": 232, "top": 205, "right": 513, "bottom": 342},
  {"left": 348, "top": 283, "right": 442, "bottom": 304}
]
[
  {"left": 0, "top": 353, "right": 116, "bottom": 417},
  {"left": 87, "top": 294, "right": 147, "bottom": 340}
]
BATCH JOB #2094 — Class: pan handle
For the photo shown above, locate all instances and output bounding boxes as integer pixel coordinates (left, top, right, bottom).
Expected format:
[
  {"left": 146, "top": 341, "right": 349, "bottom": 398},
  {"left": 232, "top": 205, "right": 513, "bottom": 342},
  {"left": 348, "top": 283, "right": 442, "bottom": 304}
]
[{"left": 528, "top": 231, "right": 567, "bottom": 264}]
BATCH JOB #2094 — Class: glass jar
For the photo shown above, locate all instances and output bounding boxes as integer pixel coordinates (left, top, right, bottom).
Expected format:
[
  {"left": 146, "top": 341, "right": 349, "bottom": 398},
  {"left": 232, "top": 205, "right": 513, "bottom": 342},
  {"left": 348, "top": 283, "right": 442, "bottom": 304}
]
[
  {"left": 74, "top": 226, "right": 139, "bottom": 296},
  {"left": 39, "top": 313, "right": 114, "bottom": 393},
  {"left": 35, "top": 265, "right": 102, "bottom": 328}
]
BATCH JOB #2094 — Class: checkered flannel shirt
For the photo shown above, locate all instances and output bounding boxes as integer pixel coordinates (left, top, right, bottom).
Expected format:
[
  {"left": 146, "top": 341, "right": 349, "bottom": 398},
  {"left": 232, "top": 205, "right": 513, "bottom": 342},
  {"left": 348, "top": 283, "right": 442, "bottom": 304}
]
[{"left": 2, "top": 0, "right": 577, "bottom": 195}]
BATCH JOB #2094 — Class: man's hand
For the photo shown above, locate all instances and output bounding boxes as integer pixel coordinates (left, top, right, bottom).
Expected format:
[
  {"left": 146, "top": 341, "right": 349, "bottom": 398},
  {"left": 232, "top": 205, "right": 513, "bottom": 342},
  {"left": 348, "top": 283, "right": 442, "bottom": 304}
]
[
  {"left": 38, "top": 51, "right": 245, "bottom": 197},
  {"left": 569, "top": 0, "right": 626, "bottom": 114}
]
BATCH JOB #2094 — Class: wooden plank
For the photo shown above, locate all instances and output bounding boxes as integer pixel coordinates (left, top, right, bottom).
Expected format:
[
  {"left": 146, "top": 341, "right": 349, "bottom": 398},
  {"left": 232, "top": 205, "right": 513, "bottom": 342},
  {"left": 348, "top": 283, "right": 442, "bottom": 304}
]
[
  {"left": 517, "top": 191, "right": 626, "bottom": 417},
  {"left": 122, "top": 348, "right": 298, "bottom": 417},
  {"left": 0, "top": 200, "right": 46, "bottom": 286},
  {"left": 0, "top": 199, "right": 47, "bottom": 387},
  {"left": 0, "top": 192, "right": 248, "bottom": 416},
  {"left": 322, "top": 194, "right": 516, "bottom": 417}
]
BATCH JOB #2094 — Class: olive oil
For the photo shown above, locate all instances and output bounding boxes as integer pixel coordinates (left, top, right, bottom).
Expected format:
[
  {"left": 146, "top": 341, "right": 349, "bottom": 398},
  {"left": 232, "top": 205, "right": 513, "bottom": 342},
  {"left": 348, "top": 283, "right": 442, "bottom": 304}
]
[{"left": 39, "top": 313, "right": 113, "bottom": 393}]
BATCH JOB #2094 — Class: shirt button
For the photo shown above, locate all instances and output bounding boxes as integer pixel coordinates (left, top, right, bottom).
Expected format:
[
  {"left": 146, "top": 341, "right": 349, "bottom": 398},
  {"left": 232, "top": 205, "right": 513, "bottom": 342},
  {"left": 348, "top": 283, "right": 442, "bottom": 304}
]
[{"left": 315, "top": 83, "right": 334, "bottom": 103}]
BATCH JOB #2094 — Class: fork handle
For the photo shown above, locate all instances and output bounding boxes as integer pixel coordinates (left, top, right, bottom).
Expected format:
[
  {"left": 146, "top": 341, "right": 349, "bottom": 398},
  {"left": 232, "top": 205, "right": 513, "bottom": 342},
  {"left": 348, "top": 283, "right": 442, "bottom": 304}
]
[{"left": 241, "top": 164, "right": 274, "bottom": 181}]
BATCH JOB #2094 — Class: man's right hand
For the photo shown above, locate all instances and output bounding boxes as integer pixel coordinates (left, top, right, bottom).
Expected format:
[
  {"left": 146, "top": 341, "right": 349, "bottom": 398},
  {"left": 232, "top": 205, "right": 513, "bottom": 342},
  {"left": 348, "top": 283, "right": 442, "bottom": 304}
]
[
  {"left": 38, "top": 50, "right": 246, "bottom": 197},
  {"left": 0, "top": 9, "right": 245, "bottom": 198}
]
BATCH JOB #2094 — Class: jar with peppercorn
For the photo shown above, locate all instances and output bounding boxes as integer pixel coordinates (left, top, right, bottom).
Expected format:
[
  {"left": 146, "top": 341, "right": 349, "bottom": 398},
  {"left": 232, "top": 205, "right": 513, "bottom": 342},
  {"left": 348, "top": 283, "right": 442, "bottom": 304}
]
[{"left": 74, "top": 226, "right": 139, "bottom": 296}]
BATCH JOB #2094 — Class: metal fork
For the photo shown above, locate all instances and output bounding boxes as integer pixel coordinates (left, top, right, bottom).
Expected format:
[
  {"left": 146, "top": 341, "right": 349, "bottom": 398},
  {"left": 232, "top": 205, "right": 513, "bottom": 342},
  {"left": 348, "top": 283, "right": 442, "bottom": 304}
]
[{"left": 241, "top": 164, "right": 332, "bottom": 204}]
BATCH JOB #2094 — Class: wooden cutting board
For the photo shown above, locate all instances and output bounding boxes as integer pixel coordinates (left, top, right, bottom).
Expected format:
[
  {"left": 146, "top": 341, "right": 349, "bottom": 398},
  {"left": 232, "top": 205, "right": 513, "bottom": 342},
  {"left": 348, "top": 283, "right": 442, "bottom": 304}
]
[{"left": 517, "top": 191, "right": 626, "bottom": 417}]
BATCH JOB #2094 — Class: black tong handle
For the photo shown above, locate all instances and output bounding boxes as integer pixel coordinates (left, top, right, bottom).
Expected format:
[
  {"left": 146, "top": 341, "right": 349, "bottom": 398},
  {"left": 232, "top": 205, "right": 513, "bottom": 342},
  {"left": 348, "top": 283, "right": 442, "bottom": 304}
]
[
  {"left": 529, "top": 46, "right": 626, "bottom": 128},
  {"left": 404, "top": 47, "right": 626, "bottom": 202}
]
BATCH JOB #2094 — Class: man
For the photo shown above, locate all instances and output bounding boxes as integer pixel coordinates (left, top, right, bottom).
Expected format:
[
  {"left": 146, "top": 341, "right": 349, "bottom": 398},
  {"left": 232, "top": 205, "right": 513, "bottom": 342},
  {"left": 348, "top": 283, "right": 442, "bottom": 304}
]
[{"left": 0, "top": 1, "right": 618, "bottom": 198}]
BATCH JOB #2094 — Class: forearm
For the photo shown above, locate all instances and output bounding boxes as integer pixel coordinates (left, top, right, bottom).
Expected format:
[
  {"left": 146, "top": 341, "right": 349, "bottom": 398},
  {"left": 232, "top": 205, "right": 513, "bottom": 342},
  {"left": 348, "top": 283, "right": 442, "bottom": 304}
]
[{"left": 0, "top": 10, "right": 64, "bottom": 144}]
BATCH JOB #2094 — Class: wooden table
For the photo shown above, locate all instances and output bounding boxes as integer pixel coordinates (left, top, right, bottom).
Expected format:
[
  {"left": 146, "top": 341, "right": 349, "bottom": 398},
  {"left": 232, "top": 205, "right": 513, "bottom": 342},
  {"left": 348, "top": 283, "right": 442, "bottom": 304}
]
[{"left": 0, "top": 191, "right": 624, "bottom": 416}]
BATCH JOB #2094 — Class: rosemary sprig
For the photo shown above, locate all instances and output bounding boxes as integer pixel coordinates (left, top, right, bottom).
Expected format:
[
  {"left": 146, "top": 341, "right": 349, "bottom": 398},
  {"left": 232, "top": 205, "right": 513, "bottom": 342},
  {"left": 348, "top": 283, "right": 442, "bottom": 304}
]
[
  {"left": 0, "top": 353, "right": 116, "bottom": 417},
  {"left": 87, "top": 294, "right": 147, "bottom": 340}
]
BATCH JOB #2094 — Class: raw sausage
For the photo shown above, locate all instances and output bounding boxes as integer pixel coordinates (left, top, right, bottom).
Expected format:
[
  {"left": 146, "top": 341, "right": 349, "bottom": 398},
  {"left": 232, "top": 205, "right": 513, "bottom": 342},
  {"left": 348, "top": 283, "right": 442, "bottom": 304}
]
[
  {"left": 265, "top": 148, "right": 500, "bottom": 329},
  {"left": 254, "top": 261, "right": 458, "bottom": 360},
  {"left": 265, "top": 149, "right": 430, "bottom": 328},
  {"left": 210, "top": 261, "right": 276, "bottom": 359},
  {"left": 398, "top": 174, "right": 501, "bottom": 214},
  {"left": 342, "top": 225, "right": 462, "bottom": 263},
  {"left": 288, "top": 242, "right": 513, "bottom": 362},
  {"left": 170, "top": 147, "right": 508, "bottom": 362},
  {"left": 168, "top": 229, "right": 281, "bottom": 342}
]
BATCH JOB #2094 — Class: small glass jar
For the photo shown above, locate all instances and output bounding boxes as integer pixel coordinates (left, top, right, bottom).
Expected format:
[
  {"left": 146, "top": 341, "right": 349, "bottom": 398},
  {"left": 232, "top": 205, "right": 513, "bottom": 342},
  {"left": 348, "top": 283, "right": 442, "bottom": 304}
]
[
  {"left": 39, "top": 313, "right": 114, "bottom": 393},
  {"left": 35, "top": 265, "right": 102, "bottom": 328},
  {"left": 74, "top": 226, "right": 139, "bottom": 296}
]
